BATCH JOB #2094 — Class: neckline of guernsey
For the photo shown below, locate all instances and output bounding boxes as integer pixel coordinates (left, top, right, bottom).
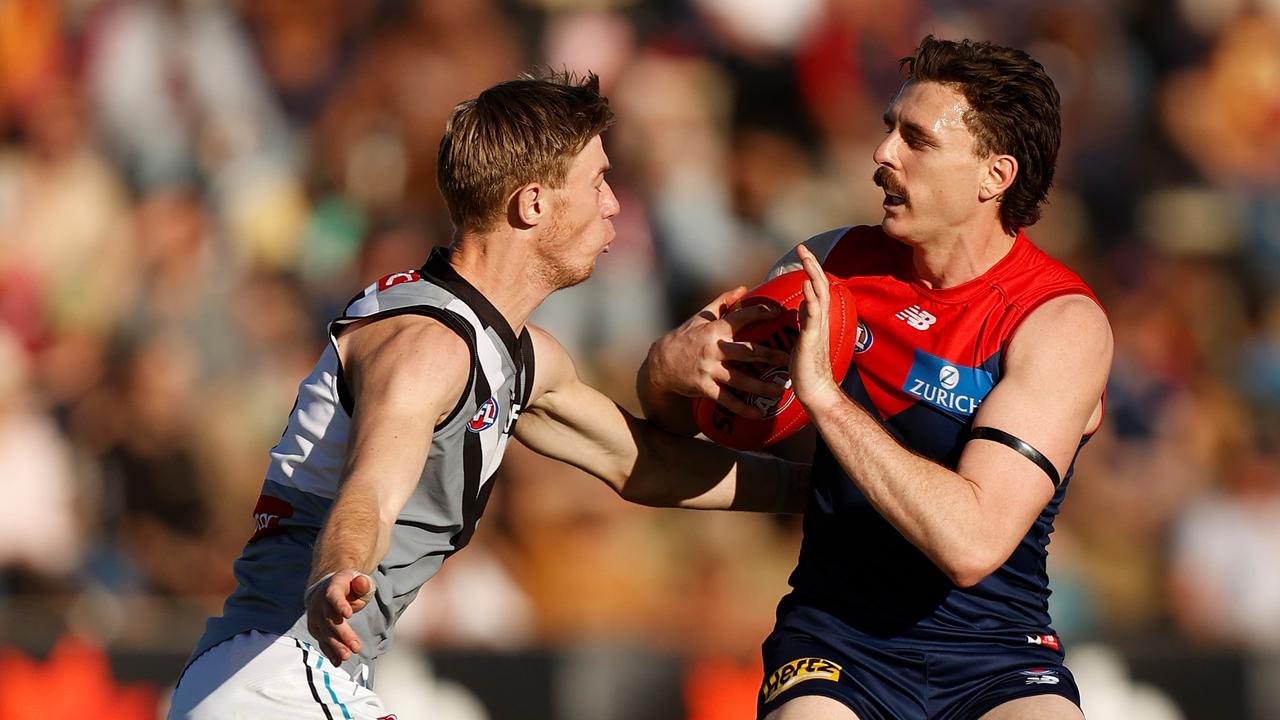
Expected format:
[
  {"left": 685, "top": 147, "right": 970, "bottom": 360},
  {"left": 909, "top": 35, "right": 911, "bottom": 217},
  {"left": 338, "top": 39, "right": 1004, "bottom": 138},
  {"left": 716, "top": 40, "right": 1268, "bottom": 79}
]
[
  {"left": 419, "top": 246, "right": 526, "bottom": 361},
  {"left": 904, "top": 230, "right": 1029, "bottom": 304}
]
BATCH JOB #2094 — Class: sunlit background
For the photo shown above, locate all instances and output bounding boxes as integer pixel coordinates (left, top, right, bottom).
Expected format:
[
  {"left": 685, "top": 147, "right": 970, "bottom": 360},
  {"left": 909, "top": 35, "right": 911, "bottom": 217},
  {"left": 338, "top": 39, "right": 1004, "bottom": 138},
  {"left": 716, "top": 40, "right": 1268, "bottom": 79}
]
[{"left": 1, "top": 0, "right": 1279, "bottom": 718}]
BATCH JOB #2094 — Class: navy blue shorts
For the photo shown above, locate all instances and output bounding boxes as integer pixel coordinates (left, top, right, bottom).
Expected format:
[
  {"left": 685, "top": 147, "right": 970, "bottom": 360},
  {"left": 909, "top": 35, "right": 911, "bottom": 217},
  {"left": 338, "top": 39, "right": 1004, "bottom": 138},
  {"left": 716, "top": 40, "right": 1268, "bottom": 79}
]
[{"left": 757, "top": 605, "right": 1080, "bottom": 720}]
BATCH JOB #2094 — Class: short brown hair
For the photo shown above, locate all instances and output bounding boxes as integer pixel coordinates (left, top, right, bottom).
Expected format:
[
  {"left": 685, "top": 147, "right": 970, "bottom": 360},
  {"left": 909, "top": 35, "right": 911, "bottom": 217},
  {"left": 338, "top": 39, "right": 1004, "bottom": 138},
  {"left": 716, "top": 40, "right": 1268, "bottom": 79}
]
[
  {"left": 436, "top": 70, "right": 614, "bottom": 232},
  {"left": 901, "top": 36, "right": 1061, "bottom": 235}
]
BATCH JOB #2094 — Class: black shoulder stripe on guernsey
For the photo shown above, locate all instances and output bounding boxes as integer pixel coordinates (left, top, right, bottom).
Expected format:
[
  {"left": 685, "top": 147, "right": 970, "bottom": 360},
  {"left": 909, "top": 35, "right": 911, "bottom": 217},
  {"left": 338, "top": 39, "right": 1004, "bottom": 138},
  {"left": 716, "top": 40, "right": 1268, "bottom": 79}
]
[
  {"left": 332, "top": 307, "right": 478, "bottom": 431},
  {"left": 968, "top": 426, "right": 1061, "bottom": 488},
  {"left": 517, "top": 327, "right": 536, "bottom": 408},
  {"left": 420, "top": 247, "right": 523, "bottom": 359},
  {"left": 452, "top": 357, "right": 491, "bottom": 552},
  {"left": 294, "top": 638, "right": 336, "bottom": 720}
]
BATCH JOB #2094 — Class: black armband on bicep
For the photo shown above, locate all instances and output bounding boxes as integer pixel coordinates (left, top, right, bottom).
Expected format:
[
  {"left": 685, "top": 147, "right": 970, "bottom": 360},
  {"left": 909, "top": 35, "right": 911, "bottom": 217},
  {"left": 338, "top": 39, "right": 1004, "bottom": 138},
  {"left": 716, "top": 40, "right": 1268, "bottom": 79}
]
[{"left": 968, "top": 426, "right": 1061, "bottom": 488}]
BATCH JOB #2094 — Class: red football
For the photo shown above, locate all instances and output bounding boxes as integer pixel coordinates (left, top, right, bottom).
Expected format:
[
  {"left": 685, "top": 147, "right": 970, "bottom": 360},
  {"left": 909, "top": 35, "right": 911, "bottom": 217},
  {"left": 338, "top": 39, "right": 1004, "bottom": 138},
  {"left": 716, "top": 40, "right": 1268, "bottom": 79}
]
[{"left": 692, "top": 270, "right": 857, "bottom": 451}]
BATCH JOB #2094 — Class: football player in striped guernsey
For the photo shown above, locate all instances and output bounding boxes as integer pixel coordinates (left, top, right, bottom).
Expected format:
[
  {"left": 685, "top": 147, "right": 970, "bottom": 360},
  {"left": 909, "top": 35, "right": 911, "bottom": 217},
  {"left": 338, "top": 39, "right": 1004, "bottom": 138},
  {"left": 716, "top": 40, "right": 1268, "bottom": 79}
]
[{"left": 169, "top": 71, "right": 804, "bottom": 719}]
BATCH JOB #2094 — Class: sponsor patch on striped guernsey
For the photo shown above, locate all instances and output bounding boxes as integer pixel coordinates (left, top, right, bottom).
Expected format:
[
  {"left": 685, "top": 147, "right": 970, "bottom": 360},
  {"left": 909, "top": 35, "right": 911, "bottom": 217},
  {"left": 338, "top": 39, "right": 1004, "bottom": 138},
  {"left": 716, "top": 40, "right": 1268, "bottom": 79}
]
[{"left": 761, "top": 657, "right": 843, "bottom": 704}]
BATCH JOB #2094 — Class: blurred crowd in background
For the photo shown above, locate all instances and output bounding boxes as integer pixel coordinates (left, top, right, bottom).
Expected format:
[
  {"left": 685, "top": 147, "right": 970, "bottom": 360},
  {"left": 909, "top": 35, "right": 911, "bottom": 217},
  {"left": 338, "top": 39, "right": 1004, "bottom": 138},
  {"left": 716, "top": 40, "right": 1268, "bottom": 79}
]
[{"left": 1, "top": 0, "right": 1279, "bottom": 717}]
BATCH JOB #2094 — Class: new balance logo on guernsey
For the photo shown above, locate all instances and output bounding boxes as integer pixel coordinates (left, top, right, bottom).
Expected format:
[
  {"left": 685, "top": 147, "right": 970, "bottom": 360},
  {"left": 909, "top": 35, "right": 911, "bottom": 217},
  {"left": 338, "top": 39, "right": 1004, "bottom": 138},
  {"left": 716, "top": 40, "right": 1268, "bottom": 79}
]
[{"left": 896, "top": 305, "right": 937, "bottom": 331}]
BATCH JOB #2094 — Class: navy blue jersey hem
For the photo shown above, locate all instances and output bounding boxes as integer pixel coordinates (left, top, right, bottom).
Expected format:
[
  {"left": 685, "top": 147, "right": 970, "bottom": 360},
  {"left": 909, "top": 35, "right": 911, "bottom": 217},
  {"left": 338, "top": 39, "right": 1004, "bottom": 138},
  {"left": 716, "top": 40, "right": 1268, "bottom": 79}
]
[{"left": 761, "top": 602, "right": 1081, "bottom": 720}]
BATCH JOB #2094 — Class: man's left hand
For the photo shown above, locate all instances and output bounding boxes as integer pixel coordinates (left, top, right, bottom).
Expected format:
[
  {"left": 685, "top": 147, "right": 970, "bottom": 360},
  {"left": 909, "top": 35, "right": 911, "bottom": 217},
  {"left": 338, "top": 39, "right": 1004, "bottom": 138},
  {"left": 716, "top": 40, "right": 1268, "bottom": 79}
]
[{"left": 791, "top": 245, "right": 844, "bottom": 414}]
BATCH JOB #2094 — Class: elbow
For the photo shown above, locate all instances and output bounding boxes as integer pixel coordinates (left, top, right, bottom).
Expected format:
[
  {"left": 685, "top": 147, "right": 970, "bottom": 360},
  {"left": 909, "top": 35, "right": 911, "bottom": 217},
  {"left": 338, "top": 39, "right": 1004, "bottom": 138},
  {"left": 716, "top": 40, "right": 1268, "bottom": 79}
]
[
  {"left": 609, "top": 469, "right": 665, "bottom": 509},
  {"left": 946, "top": 566, "right": 993, "bottom": 589},
  {"left": 616, "top": 456, "right": 671, "bottom": 507},
  {"left": 615, "top": 424, "right": 675, "bottom": 508},
  {"left": 940, "top": 550, "right": 1004, "bottom": 589},
  {"left": 618, "top": 480, "right": 664, "bottom": 508}
]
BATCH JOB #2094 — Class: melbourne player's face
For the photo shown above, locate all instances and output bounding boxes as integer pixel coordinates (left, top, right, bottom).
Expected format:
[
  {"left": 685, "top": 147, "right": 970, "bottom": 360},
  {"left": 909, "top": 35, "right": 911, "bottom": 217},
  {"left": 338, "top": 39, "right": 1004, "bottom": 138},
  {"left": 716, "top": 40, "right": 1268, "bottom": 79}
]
[
  {"left": 873, "top": 81, "right": 996, "bottom": 246},
  {"left": 540, "top": 135, "right": 619, "bottom": 289}
]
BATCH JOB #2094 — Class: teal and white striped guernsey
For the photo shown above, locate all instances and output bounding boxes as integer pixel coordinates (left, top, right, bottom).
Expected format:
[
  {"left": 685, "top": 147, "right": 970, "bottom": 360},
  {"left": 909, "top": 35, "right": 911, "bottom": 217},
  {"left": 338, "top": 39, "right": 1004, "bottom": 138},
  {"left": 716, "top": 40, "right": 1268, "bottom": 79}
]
[{"left": 187, "top": 247, "right": 535, "bottom": 679}]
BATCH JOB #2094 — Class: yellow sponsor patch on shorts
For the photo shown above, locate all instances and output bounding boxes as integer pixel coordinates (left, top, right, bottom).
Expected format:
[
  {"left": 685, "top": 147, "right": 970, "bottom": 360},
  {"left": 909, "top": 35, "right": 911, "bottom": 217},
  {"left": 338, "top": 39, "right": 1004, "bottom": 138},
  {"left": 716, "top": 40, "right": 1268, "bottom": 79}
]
[{"left": 760, "top": 657, "right": 844, "bottom": 704}]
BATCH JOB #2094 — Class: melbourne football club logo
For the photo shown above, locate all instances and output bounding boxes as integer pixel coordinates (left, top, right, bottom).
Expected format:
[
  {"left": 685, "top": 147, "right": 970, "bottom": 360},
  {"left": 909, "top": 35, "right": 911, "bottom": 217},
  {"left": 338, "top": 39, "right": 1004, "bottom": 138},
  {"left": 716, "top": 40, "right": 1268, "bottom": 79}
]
[
  {"left": 467, "top": 397, "right": 500, "bottom": 432},
  {"left": 854, "top": 320, "right": 873, "bottom": 353},
  {"left": 747, "top": 367, "right": 796, "bottom": 418}
]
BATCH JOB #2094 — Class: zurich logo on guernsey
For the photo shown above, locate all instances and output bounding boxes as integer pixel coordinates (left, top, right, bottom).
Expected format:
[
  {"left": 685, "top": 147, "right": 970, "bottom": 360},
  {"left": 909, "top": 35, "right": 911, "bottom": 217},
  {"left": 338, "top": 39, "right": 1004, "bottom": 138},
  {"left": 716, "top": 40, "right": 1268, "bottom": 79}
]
[
  {"left": 467, "top": 397, "right": 500, "bottom": 432},
  {"left": 902, "top": 350, "right": 995, "bottom": 417}
]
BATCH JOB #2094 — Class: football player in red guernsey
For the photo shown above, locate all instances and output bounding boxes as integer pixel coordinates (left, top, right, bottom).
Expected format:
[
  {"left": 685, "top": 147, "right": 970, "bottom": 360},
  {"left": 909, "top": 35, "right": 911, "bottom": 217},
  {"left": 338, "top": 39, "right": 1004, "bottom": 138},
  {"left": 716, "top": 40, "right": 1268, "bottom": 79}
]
[{"left": 638, "top": 36, "right": 1112, "bottom": 720}]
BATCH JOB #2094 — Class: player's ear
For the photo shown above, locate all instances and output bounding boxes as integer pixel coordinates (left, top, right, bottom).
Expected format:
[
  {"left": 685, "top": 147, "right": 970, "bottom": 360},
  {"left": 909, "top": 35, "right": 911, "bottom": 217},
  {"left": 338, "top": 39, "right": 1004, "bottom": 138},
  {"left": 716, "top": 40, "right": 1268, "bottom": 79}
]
[
  {"left": 510, "top": 182, "right": 546, "bottom": 228},
  {"left": 979, "top": 154, "right": 1017, "bottom": 202}
]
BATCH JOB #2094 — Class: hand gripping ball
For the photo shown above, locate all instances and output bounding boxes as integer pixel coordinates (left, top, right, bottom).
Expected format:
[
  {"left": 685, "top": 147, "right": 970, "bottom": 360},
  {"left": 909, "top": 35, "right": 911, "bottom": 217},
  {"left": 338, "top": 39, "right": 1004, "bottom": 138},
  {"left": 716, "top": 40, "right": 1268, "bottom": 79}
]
[{"left": 692, "top": 270, "right": 858, "bottom": 450}]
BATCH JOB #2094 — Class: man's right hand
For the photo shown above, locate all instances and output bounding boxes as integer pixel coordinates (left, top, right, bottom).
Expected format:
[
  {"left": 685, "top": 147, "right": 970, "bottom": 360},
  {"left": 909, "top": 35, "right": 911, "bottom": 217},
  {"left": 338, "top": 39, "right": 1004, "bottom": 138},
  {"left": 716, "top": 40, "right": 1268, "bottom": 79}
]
[
  {"left": 305, "top": 569, "right": 376, "bottom": 666},
  {"left": 639, "top": 286, "right": 792, "bottom": 421}
]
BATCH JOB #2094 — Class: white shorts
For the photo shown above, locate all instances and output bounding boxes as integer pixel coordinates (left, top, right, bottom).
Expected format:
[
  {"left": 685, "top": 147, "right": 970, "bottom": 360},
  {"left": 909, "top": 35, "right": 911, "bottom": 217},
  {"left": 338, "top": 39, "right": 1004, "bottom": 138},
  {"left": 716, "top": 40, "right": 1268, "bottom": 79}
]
[{"left": 168, "top": 631, "right": 394, "bottom": 719}]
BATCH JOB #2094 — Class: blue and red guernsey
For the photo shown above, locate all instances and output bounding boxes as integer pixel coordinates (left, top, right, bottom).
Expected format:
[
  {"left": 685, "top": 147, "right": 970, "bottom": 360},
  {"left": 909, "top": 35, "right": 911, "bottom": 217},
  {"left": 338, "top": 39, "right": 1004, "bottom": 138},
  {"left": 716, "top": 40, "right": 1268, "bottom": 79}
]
[{"left": 777, "top": 225, "right": 1102, "bottom": 645}]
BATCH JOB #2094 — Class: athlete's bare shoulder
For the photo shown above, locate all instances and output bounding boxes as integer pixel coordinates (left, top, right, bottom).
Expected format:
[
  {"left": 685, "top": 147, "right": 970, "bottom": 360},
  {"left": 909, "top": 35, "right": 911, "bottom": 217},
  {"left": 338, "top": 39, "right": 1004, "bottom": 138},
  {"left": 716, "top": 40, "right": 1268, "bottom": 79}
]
[
  {"left": 522, "top": 323, "right": 579, "bottom": 407},
  {"left": 338, "top": 314, "right": 473, "bottom": 422},
  {"left": 1008, "top": 294, "right": 1112, "bottom": 365}
]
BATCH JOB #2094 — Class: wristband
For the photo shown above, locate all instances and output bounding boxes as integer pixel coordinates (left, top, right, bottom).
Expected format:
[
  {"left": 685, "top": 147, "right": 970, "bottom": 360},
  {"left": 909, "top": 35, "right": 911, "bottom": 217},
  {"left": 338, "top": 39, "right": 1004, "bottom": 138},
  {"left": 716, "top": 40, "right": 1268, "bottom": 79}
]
[
  {"left": 304, "top": 571, "right": 339, "bottom": 605},
  {"left": 304, "top": 570, "right": 374, "bottom": 605}
]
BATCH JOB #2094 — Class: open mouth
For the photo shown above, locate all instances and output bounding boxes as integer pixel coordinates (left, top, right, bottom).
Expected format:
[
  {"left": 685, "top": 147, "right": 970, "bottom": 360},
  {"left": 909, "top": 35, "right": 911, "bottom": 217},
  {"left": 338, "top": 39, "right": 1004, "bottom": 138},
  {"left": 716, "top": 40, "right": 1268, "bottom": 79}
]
[{"left": 884, "top": 193, "right": 907, "bottom": 207}]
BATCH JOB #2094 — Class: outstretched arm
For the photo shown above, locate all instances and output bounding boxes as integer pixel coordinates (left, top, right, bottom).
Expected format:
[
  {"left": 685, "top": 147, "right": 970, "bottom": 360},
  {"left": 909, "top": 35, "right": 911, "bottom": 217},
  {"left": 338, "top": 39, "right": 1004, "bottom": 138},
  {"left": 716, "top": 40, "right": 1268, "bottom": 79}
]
[
  {"left": 789, "top": 245, "right": 1112, "bottom": 586},
  {"left": 305, "top": 315, "right": 471, "bottom": 664},
  {"left": 520, "top": 326, "right": 809, "bottom": 513}
]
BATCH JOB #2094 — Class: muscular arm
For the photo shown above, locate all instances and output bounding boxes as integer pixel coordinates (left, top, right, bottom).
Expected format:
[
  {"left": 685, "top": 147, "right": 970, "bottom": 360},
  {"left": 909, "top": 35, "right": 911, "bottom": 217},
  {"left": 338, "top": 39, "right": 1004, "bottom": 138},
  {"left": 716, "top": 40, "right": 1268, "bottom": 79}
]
[
  {"left": 306, "top": 315, "right": 471, "bottom": 663},
  {"left": 790, "top": 246, "right": 1112, "bottom": 587},
  {"left": 520, "top": 326, "right": 809, "bottom": 513}
]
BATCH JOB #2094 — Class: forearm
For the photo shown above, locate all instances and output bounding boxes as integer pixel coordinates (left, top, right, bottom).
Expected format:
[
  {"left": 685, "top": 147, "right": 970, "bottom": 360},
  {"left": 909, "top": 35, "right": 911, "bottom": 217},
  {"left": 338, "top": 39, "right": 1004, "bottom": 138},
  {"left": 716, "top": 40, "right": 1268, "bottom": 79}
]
[
  {"left": 805, "top": 393, "right": 997, "bottom": 584},
  {"left": 636, "top": 352, "right": 698, "bottom": 435},
  {"left": 623, "top": 415, "right": 809, "bottom": 513},
  {"left": 308, "top": 481, "right": 392, "bottom": 585}
]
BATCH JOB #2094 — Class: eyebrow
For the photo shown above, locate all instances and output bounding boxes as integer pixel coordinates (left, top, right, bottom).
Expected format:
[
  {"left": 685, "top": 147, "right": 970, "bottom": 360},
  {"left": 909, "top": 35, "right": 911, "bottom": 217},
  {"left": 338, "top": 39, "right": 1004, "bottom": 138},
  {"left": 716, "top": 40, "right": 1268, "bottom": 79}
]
[{"left": 883, "top": 111, "right": 938, "bottom": 144}]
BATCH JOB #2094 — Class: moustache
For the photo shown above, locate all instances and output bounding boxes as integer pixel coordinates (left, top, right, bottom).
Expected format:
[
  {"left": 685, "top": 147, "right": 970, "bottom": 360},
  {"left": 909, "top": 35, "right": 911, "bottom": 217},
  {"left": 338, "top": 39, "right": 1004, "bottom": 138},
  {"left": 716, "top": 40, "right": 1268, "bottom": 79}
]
[{"left": 873, "top": 167, "right": 908, "bottom": 200}]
